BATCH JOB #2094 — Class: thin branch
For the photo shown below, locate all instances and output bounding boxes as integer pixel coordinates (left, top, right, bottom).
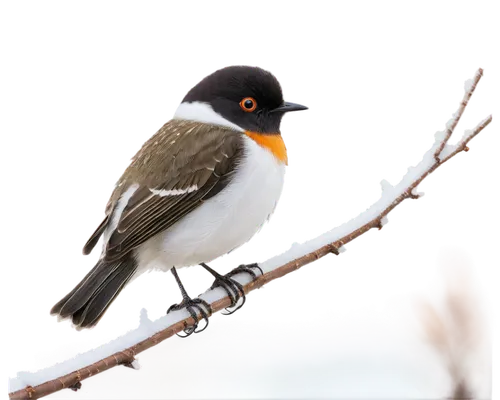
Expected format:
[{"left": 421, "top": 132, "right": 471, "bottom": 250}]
[{"left": 8, "top": 69, "right": 493, "bottom": 400}]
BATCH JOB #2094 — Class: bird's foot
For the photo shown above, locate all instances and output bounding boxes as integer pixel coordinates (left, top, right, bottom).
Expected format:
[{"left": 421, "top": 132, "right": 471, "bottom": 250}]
[
  {"left": 201, "top": 262, "right": 264, "bottom": 317},
  {"left": 165, "top": 298, "right": 212, "bottom": 339},
  {"left": 165, "top": 267, "right": 212, "bottom": 339}
]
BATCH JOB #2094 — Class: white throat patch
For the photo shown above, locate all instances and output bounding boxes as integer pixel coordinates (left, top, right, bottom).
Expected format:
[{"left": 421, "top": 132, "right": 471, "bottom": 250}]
[{"left": 173, "top": 101, "right": 244, "bottom": 132}]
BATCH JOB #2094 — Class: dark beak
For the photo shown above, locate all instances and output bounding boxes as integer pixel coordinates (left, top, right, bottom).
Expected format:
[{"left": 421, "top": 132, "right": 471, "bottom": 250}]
[{"left": 271, "top": 101, "right": 308, "bottom": 113}]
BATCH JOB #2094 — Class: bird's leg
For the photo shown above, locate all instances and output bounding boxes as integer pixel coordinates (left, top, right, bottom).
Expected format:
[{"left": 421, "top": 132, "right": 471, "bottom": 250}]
[
  {"left": 167, "top": 267, "right": 212, "bottom": 337},
  {"left": 200, "top": 262, "right": 263, "bottom": 315}
]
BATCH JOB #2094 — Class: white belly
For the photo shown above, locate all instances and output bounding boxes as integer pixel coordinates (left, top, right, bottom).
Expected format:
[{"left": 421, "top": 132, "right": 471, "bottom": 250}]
[{"left": 135, "top": 136, "right": 286, "bottom": 272}]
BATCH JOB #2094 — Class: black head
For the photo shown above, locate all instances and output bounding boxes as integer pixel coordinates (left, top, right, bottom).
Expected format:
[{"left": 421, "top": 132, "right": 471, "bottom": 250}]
[{"left": 182, "top": 66, "right": 307, "bottom": 133}]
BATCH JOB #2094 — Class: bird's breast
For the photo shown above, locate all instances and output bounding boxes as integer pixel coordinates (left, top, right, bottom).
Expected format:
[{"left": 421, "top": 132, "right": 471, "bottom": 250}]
[{"left": 135, "top": 135, "right": 286, "bottom": 270}]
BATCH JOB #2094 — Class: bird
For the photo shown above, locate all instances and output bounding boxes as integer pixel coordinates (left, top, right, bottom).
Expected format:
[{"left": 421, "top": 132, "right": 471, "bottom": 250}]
[{"left": 50, "top": 65, "right": 307, "bottom": 334}]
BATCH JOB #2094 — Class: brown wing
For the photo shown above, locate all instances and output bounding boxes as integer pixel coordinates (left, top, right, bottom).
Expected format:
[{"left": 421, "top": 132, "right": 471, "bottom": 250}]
[{"left": 99, "top": 121, "right": 244, "bottom": 262}]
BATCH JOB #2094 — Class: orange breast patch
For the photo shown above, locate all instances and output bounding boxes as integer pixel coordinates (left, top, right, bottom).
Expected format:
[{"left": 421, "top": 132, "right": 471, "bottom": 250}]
[{"left": 245, "top": 131, "right": 288, "bottom": 165}]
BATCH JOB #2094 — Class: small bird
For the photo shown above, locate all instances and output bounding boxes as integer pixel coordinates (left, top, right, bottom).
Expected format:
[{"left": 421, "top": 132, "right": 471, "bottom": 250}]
[{"left": 51, "top": 66, "right": 307, "bottom": 334}]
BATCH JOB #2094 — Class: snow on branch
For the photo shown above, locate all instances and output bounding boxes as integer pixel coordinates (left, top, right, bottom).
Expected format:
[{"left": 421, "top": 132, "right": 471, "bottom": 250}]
[{"left": 8, "top": 69, "right": 493, "bottom": 400}]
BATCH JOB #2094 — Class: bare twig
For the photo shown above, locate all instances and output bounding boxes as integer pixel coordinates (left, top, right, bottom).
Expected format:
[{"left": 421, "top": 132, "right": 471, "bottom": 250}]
[{"left": 8, "top": 69, "right": 493, "bottom": 400}]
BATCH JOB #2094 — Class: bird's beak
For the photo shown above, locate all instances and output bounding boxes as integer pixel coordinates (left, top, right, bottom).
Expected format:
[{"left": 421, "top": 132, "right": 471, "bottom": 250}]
[{"left": 271, "top": 101, "right": 308, "bottom": 113}]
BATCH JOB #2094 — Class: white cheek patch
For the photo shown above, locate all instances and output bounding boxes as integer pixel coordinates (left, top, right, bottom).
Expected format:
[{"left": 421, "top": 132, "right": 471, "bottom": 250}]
[{"left": 174, "top": 101, "right": 244, "bottom": 132}]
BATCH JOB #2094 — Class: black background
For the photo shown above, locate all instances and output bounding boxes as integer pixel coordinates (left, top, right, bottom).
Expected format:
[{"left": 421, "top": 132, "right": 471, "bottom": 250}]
[{"left": 1, "top": 52, "right": 500, "bottom": 373}]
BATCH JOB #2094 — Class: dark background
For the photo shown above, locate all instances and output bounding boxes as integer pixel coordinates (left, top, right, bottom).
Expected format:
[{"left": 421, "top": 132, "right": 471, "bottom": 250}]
[{"left": 1, "top": 52, "right": 500, "bottom": 374}]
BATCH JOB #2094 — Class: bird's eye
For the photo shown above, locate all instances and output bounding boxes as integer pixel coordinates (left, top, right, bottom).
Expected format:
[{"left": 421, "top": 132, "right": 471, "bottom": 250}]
[{"left": 239, "top": 97, "right": 257, "bottom": 112}]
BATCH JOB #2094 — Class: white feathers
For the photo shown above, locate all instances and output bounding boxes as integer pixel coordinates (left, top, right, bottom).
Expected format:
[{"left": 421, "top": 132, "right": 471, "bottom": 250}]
[
  {"left": 135, "top": 136, "right": 286, "bottom": 271},
  {"left": 149, "top": 185, "right": 198, "bottom": 197},
  {"left": 103, "top": 184, "right": 139, "bottom": 245},
  {"left": 174, "top": 101, "right": 244, "bottom": 132}
]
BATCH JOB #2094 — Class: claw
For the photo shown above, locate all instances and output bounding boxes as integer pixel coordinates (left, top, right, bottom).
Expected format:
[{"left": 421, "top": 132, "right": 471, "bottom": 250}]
[
  {"left": 167, "top": 298, "right": 212, "bottom": 338},
  {"left": 200, "top": 262, "right": 262, "bottom": 316},
  {"left": 226, "top": 263, "right": 264, "bottom": 280}
]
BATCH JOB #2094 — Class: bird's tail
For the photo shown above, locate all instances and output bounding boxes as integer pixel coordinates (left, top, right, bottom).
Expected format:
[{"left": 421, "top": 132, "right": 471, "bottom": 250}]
[{"left": 50, "top": 256, "right": 137, "bottom": 328}]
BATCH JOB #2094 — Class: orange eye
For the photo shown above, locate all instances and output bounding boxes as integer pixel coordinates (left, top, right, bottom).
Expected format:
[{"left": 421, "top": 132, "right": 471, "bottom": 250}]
[{"left": 240, "top": 97, "right": 257, "bottom": 112}]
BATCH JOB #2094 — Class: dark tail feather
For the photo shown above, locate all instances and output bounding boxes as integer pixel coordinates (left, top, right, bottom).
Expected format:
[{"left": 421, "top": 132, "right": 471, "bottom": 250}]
[{"left": 50, "top": 256, "right": 137, "bottom": 328}]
